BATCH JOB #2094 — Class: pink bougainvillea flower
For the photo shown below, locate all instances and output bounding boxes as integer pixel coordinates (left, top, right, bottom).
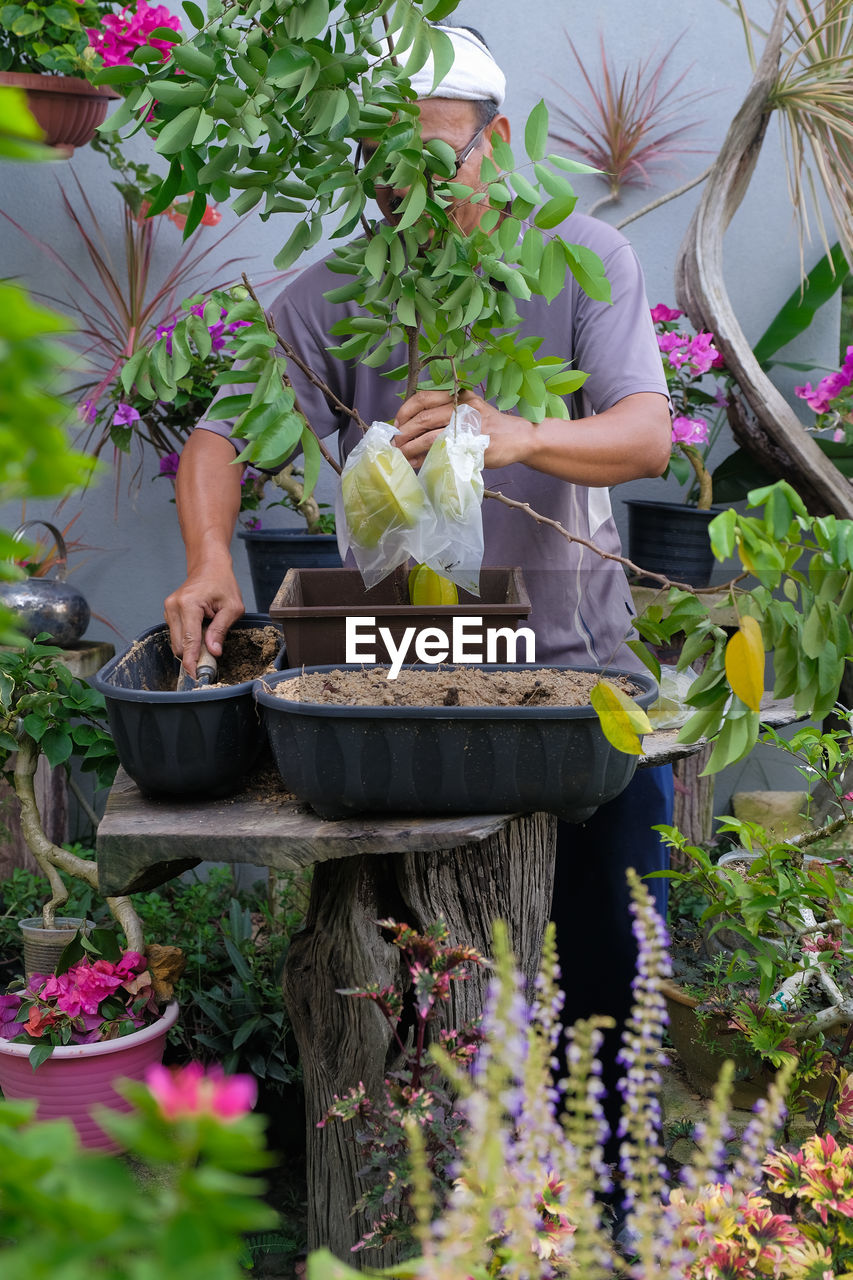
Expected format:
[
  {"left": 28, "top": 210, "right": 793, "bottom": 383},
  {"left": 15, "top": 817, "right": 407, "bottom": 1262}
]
[
  {"left": 0, "top": 992, "right": 22, "bottom": 1038},
  {"left": 671, "top": 415, "right": 709, "bottom": 446},
  {"left": 201, "top": 205, "right": 222, "bottom": 226},
  {"left": 650, "top": 303, "right": 683, "bottom": 323},
  {"left": 113, "top": 402, "right": 141, "bottom": 427},
  {"left": 87, "top": 2, "right": 182, "bottom": 68},
  {"left": 146, "top": 1062, "right": 257, "bottom": 1121}
]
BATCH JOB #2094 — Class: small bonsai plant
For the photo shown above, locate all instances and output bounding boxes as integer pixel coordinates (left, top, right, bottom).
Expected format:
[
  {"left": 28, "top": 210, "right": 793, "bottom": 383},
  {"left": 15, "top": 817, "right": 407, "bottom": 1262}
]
[{"left": 0, "top": 635, "right": 142, "bottom": 949}]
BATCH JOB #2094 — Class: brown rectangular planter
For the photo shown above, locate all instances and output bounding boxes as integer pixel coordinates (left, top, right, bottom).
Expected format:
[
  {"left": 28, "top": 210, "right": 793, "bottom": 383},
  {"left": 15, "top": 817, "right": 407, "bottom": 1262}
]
[{"left": 269, "top": 566, "right": 531, "bottom": 667}]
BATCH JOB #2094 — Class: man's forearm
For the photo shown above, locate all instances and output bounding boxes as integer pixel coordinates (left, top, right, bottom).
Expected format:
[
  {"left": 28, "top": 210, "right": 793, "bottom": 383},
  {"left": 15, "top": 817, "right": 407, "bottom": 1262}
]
[
  {"left": 518, "top": 393, "right": 673, "bottom": 487},
  {"left": 176, "top": 428, "right": 243, "bottom": 572}
]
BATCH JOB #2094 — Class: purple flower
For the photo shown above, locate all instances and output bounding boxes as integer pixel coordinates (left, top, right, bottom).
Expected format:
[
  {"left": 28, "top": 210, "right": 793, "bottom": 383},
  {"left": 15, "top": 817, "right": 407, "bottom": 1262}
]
[
  {"left": 159, "top": 452, "right": 180, "bottom": 478},
  {"left": 155, "top": 320, "right": 176, "bottom": 355},
  {"left": 79, "top": 398, "right": 97, "bottom": 425},
  {"left": 671, "top": 416, "right": 709, "bottom": 446},
  {"left": 113, "top": 403, "right": 141, "bottom": 427},
  {"left": 243, "top": 517, "right": 262, "bottom": 531}
]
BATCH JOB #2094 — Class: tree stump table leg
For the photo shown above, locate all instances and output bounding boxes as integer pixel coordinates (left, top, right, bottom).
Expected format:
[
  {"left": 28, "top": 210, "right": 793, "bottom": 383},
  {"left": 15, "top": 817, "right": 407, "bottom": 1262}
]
[
  {"left": 281, "top": 812, "right": 556, "bottom": 1263},
  {"left": 671, "top": 744, "right": 714, "bottom": 863}
]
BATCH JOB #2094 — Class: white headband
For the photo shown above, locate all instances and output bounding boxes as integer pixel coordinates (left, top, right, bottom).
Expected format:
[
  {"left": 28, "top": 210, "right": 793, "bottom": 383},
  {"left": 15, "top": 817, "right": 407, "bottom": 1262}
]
[{"left": 408, "top": 26, "right": 506, "bottom": 109}]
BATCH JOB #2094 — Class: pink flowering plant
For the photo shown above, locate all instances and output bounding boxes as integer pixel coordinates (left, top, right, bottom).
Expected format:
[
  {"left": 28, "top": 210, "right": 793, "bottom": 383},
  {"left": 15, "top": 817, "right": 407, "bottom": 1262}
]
[
  {"left": 0, "top": 928, "right": 163, "bottom": 1069},
  {"left": 0, "top": 1, "right": 179, "bottom": 76},
  {"left": 651, "top": 303, "right": 729, "bottom": 509},
  {"left": 795, "top": 344, "right": 853, "bottom": 444},
  {"left": 0, "top": 1062, "right": 275, "bottom": 1280}
]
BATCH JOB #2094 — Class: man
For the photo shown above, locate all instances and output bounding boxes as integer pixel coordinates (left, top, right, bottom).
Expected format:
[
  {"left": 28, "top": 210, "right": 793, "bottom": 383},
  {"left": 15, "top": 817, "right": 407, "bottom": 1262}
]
[{"left": 166, "top": 24, "right": 673, "bottom": 1171}]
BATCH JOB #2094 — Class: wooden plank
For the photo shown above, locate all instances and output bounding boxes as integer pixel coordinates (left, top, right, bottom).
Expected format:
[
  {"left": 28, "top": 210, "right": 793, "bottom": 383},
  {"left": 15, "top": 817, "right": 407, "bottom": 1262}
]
[
  {"left": 96, "top": 768, "right": 524, "bottom": 894},
  {"left": 639, "top": 695, "right": 799, "bottom": 768}
]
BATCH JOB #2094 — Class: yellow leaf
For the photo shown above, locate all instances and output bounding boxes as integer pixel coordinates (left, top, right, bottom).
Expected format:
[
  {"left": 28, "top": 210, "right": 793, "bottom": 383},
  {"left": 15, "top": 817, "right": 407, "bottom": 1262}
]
[
  {"left": 725, "top": 615, "right": 764, "bottom": 712},
  {"left": 590, "top": 679, "right": 652, "bottom": 755}
]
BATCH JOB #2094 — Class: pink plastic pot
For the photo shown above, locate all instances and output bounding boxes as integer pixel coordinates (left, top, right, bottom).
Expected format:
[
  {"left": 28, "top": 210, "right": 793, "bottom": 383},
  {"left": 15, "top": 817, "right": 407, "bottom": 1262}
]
[{"left": 0, "top": 1001, "right": 178, "bottom": 1150}]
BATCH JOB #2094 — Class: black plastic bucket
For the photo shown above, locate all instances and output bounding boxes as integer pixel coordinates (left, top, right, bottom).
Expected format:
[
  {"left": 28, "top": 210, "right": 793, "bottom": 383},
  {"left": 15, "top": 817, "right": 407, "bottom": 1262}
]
[
  {"left": 238, "top": 530, "right": 341, "bottom": 612},
  {"left": 255, "top": 663, "right": 657, "bottom": 824},
  {"left": 623, "top": 499, "right": 719, "bottom": 587},
  {"left": 92, "top": 616, "right": 285, "bottom": 798}
]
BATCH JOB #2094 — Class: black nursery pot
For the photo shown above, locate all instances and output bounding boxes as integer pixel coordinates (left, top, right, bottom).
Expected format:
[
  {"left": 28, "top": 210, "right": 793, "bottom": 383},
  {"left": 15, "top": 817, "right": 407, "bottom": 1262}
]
[
  {"left": 238, "top": 529, "right": 342, "bottom": 613},
  {"left": 92, "top": 616, "right": 285, "bottom": 798},
  {"left": 623, "top": 499, "right": 719, "bottom": 587},
  {"left": 254, "top": 663, "right": 657, "bottom": 823}
]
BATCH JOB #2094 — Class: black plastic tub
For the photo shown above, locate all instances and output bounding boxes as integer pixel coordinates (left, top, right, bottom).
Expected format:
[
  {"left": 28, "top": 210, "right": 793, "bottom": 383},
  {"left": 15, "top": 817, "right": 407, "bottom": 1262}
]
[
  {"left": 92, "top": 616, "right": 285, "bottom": 798},
  {"left": 254, "top": 663, "right": 657, "bottom": 823}
]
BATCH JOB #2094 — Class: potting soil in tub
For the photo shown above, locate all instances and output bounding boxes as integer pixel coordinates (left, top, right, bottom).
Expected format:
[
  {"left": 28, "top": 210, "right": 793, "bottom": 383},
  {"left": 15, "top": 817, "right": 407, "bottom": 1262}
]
[{"left": 265, "top": 666, "right": 643, "bottom": 707}]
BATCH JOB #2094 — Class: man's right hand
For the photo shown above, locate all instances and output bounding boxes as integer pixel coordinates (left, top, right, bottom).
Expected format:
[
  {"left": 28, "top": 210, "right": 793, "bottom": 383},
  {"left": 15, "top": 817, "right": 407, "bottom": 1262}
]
[
  {"left": 166, "top": 428, "right": 247, "bottom": 678},
  {"left": 164, "top": 563, "right": 245, "bottom": 679}
]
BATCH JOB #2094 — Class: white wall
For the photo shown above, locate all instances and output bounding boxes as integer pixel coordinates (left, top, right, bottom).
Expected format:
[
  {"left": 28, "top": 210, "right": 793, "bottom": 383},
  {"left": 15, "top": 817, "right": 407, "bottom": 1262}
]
[{"left": 0, "top": 0, "right": 840, "bottom": 813}]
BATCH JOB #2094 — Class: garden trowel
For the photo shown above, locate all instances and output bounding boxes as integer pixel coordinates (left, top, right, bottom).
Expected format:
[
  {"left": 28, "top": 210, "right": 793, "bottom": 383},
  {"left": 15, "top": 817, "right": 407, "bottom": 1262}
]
[{"left": 175, "top": 635, "right": 218, "bottom": 692}]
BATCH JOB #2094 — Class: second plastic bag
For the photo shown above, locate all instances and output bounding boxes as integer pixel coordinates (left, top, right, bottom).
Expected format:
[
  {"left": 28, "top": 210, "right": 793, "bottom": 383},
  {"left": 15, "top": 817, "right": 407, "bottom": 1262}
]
[{"left": 419, "top": 404, "right": 489, "bottom": 595}]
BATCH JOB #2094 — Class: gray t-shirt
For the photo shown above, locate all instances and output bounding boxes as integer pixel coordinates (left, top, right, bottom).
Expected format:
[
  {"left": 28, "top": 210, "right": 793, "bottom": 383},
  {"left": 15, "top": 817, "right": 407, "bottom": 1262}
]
[{"left": 200, "top": 212, "right": 667, "bottom": 671}]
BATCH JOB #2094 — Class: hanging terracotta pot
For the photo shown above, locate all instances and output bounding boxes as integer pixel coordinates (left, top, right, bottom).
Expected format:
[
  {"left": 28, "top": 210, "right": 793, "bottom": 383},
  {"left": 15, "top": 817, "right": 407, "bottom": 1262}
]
[{"left": 0, "top": 72, "right": 120, "bottom": 155}]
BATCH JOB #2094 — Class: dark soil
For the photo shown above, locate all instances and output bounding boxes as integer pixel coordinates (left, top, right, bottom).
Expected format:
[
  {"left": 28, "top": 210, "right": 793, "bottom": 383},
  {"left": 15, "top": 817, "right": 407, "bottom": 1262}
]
[
  {"left": 268, "top": 665, "right": 643, "bottom": 708},
  {"left": 201, "top": 625, "right": 282, "bottom": 686}
]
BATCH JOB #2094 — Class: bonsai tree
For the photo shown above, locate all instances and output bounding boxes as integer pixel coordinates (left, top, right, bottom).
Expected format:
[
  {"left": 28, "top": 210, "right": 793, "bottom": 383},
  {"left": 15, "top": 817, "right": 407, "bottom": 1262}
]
[
  {"left": 93, "top": 1, "right": 853, "bottom": 773},
  {"left": 0, "top": 635, "right": 143, "bottom": 949}
]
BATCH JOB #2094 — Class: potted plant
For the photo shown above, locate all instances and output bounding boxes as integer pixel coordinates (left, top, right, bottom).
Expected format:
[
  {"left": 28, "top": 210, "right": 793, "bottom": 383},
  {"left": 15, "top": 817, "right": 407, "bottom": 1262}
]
[
  {"left": 658, "top": 733, "right": 853, "bottom": 1118},
  {"left": 0, "top": 2, "right": 181, "bottom": 153},
  {"left": 623, "top": 303, "right": 731, "bottom": 587},
  {"left": 0, "top": 929, "right": 178, "bottom": 1149}
]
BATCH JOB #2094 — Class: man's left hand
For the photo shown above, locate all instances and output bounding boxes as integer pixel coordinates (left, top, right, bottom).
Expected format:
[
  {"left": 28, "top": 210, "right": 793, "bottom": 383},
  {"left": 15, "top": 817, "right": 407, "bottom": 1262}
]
[{"left": 393, "top": 389, "right": 532, "bottom": 470}]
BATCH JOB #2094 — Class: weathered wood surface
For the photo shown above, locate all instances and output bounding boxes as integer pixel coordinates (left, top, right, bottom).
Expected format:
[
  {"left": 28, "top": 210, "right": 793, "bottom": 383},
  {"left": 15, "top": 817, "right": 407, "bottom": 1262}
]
[
  {"left": 637, "top": 695, "right": 798, "bottom": 769},
  {"left": 283, "top": 812, "right": 556, "bottom": 1263},
  {"left": 97, "top": 768, "right": 530, "bottom": 894}
]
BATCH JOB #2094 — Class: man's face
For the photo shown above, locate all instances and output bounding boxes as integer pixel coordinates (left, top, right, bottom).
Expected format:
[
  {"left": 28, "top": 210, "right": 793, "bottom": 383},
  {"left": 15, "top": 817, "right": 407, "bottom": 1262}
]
[{"left": 364, "top": 98, "right": 510, "bottom": 236}]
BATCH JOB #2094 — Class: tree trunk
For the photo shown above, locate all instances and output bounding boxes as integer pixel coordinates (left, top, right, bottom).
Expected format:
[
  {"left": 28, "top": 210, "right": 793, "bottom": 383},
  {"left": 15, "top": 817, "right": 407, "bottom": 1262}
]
[
  {"left": 282, "top": 813, "right": 556, "bottom": 1265},
  {"left": 674, "top": 0, "right": 853, "bottom": 519}
]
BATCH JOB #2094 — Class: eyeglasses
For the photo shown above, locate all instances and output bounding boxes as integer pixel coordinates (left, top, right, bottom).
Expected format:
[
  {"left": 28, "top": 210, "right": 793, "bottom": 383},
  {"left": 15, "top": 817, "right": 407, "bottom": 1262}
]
[{"left": 355, "top": 121, "right": 489, "bottom": 182}]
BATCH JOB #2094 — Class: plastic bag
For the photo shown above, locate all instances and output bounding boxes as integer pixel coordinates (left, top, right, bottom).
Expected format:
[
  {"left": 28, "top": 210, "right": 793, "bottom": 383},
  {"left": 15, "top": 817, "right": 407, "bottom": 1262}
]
[
  {"left": 646, "top": 665, "right": 699, "bottom": 730},
  {"left": 337, "top": 420, "right": 436, "bottom": 588},
  {"left": 419, "top": 404, "right": 489, "bottom": 595}
]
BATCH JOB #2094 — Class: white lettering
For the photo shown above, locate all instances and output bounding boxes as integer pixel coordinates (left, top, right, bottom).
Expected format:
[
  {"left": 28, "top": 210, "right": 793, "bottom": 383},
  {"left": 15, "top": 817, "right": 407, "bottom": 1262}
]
[
  {"left": 346, "top": 617, "right": 376, "bottom": 664},
  {"left": 380, "top": 626, "right": 416, "bottom": 680},
  {"left": 414, "top": 627, "right": 449, "bottom": 665},
  {"left": 452, "top": 616, "right": 483, "bottom": 664},
  {"left": 486, "top": 626, "right": 536, "bottom": 663}
]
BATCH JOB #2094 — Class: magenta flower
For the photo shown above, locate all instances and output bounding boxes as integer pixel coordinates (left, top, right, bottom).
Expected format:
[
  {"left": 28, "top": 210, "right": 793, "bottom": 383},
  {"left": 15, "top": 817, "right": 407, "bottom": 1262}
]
[
  {"left": 672, "top": 415, "right": 709, "bottom": 446},
  {"left": 145, "top": 1062, "right": 257, "bottom": 1122},
  {"left": 88, "top": 3, "right": 182, "bottom": 69},
  {"left": 650, "top": 303, "right": 683, "bottom": 323},
  {"left": 159, "top": 452, "right": 180, "bottom": 478},
  {"left": 113, "top": 402, "right": 141, "bottom": 427},
  {"left": 0, "top": 992, "right": 22, "bottom": 1038}
]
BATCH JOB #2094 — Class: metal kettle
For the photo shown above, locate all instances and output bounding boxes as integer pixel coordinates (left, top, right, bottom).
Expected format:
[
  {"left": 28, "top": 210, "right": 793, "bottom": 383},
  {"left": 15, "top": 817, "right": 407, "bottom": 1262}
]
[{"left": 0, "top": 520, "right": 91, "bottom": 647}]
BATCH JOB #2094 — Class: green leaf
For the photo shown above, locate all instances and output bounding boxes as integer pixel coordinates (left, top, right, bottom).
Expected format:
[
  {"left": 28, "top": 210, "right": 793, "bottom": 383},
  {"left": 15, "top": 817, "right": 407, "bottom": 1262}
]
[
  {"left": 538, "top": 237, "right": 565, "bottom": 303},
  {"left": 534, "top": 196, "right": 576, "bottom": 231},
  {"left": 709, "top": 507, "right": 737, "bottom": 559},
  {"left": 28, "top": 1043, "right": 54, "bottom": 1071},
  {"left": 561, "top": 241, "right": 610, "bottom": 302},
  {"left": 273, "top": 219, "right": 311, "bottom": 270},
  {"left": 626, "top": 639, "right": 661, "bottom": 682},
  {"left": 155, "top": 106, "right": 201, "bottom": 155},
  {"left": 425, "top": 23, "right": 454, "bottom": 92},
  {"left": 753, "top": 243, "right": 848, "bottom": 366},
  {"left": 524, "top": 99, "right": 549, "bottom": 162},
  {"left": 183, "top": 1, "right": 205, "bottom": 29},
  {"left": 41, "top": 727, "right": 73, "bottom": 769}
]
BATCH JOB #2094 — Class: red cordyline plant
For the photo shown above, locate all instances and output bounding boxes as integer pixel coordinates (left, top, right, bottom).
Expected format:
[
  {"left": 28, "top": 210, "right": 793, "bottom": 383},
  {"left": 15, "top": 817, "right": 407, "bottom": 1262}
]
[{"left": 547, "top": 32, "right": 712, "bottom": 215}]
